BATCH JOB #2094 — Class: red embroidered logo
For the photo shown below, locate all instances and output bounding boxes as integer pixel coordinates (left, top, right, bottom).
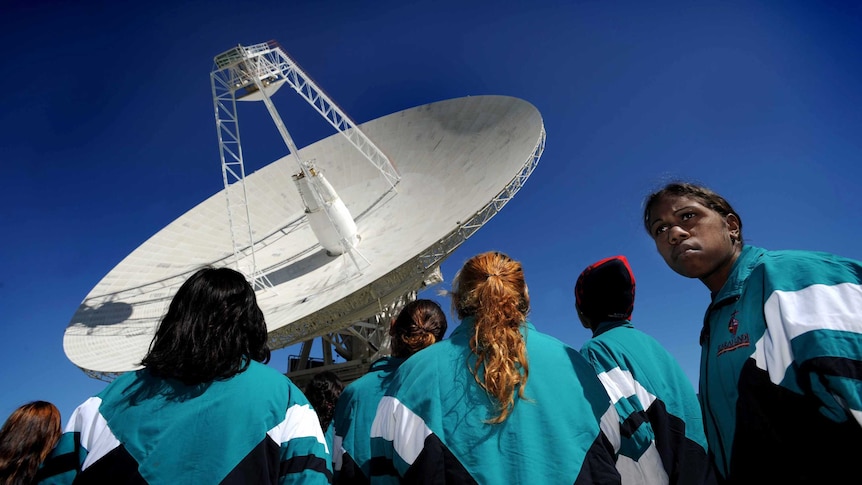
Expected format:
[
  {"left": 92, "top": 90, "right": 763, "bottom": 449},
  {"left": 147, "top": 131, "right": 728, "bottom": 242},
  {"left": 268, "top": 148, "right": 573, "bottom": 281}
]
[
  {"left": 728, "top": 310, "right": 739, "bottom": 335},
  {"left": 717, "top": 310, "right": 748, "bottom": 356}
]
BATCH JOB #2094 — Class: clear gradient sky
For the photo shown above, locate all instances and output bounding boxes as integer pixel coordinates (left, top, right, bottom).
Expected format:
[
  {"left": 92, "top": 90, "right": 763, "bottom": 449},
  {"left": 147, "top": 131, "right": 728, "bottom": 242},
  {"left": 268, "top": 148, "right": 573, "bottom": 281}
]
[{"left": 3, "top": 0, "right": 861, "bottom": 424}]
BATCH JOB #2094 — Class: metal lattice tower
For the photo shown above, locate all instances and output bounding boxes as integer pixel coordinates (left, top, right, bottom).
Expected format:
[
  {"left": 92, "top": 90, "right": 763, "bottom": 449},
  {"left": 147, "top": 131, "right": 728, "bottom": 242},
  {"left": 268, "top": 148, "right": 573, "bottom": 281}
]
[{"left": 211, "top": 40, "right": 400, "bottom": 289}]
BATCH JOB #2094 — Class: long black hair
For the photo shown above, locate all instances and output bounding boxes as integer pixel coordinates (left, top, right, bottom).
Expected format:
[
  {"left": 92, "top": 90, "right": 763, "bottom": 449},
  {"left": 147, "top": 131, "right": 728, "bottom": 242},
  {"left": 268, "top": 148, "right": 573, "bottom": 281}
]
[
  {"left": 141, "top": 267, "right": 270, "bottom": 385},
  {"left": 304, "top": 371, "right": 345, "bottom": 432}
]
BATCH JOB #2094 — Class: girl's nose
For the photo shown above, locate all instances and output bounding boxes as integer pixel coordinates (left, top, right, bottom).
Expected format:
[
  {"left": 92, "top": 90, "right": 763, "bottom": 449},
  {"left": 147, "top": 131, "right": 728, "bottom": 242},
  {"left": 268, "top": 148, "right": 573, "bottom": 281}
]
[{"left": 667, "top": 225, "right": 688, "bottom": 244}]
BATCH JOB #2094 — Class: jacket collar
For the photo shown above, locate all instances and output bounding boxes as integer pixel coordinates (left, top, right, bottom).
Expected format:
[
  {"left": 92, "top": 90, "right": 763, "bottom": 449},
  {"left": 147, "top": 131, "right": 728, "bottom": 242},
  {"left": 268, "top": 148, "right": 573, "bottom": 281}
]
[
  {"left": 592, "top": 319, "right": 632, "bottom": 337},
  {"left": 712, "top": 245, "right": 766, "bottom": 304}
]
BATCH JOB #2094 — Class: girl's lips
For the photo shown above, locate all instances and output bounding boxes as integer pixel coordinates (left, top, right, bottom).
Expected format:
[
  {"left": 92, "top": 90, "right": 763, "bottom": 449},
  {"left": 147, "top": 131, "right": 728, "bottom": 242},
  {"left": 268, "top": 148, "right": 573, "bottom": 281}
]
[{"left": 673, "top": 245, "right": 697, "bottom": 260}]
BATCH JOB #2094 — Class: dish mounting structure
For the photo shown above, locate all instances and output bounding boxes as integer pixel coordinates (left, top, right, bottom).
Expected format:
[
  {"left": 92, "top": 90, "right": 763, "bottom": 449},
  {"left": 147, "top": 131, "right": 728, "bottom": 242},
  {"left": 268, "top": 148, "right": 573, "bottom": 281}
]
[{"left": 212, "top": 40, "right": 425, "bottom": 385}]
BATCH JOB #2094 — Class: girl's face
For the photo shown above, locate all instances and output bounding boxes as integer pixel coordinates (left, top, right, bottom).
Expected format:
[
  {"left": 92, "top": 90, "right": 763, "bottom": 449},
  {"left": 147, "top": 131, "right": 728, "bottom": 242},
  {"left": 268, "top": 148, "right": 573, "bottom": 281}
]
[{"left": 646, "top": 195, "right": 741, "bottom": 293}]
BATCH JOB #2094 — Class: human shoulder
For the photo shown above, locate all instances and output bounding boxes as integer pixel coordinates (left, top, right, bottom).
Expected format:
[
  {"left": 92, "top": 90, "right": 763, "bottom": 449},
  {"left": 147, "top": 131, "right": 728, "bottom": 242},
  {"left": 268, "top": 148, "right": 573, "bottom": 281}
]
[
  {"left": 759, "top": 248, "right": 862, "bottom": 266},
  {"left": 752, "top": 247, "right": 862, "bottom": 290},
  {"left": 385, "top": 339, "right": 454, "bottom": 391},
  {"left": 528, "top": 324, "right": 592, "bottom": 366},
  {"left": 231, "top": 360, "right": 294, "bottom": 390},
  {"left": 341, "top": 366, "right": 385, "bottom": 396},
  {"left": 221, "top": 361, "right": 303, "bottom": 407},
  {"left": 337, "top": 379, "right": 359, "bottom": 405},
  {"left": 579, "top": 326, "right": 632, "bottom": 367},
  {"left": 367, "top": 355, "right": 404, "bottom": 373},
  {"left": 104, "top": 368, "right": 144, "bottom": 388},
  {"left": 95, "top": 368, "right": 148, "bottom": 401},
  {"left": 523, "top": 321, "right": 569, "bottom": 347},
  {"left": 524, "top": 323, "right": 595, "bottom": 370},
  {"left": 245, "top": 360, "right": 289, "bottom": 379}
]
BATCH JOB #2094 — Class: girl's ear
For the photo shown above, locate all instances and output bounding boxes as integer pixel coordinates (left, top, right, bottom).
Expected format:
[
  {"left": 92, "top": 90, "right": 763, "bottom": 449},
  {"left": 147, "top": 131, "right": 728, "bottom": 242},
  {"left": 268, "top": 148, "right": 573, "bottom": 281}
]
[
  {"left": 726, "top": 213, "right": 741, "bottom": 241},
  {"left": 576, "top": 308, "right": 592, "bottom": 330}
]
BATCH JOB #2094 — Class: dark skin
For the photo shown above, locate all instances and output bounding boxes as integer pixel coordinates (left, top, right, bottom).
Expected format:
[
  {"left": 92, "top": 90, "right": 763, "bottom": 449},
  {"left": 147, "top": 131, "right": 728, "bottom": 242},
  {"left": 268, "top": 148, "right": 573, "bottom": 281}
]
[
  {"left": 647, "top": 195, "right": 742, "bottom": 294},
  {"left": 575, "top": 308, "right": 599, "bottom": 334},
  {"left": 576, "top": 310, "right": 594, "bottom": 332}
]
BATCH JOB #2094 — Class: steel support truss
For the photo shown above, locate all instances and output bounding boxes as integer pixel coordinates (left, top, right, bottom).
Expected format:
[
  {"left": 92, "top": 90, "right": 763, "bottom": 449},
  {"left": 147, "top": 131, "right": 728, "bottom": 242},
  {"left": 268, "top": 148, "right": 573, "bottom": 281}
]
[{"left": 210, "top": 40, "right": 400, "bottom": 289}]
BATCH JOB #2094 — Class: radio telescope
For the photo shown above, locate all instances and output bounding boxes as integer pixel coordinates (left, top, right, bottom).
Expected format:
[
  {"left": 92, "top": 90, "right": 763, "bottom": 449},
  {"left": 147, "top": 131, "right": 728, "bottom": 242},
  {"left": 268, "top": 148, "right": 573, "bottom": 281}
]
[{"left": 63, "top": 40, "right": 545, "bottom": 384}]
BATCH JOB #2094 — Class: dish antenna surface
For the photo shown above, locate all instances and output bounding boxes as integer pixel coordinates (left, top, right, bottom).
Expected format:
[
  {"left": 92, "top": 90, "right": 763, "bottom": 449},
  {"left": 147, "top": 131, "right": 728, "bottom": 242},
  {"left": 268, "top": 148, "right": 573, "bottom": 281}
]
[{"left": 63, "top": 40, "right": 545, "bottom": 382}]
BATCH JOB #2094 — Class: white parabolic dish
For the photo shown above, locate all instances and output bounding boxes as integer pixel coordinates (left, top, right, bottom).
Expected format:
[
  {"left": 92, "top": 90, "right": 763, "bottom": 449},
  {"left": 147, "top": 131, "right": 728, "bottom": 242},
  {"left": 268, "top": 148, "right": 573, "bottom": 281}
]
[{"left": 64, "top": 95, "right": 545, "bottom": 377}]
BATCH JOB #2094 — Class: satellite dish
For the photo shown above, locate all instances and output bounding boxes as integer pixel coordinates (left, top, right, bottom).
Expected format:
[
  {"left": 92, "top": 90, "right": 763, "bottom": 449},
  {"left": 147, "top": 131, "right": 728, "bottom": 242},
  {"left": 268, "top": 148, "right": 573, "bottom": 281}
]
[{"left": 63, "top": 41, "right": 545, "bottom": 382}]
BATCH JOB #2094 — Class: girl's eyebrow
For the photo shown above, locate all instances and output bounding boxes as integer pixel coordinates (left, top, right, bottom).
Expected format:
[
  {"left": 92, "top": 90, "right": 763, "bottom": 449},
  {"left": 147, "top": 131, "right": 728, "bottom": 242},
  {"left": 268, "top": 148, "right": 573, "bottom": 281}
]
[
  {"left": 673, "top": 205, "right": 698, "bottom": 214},
  {"left": 649, "top": 205, "right": 698, "bottom": 229}
]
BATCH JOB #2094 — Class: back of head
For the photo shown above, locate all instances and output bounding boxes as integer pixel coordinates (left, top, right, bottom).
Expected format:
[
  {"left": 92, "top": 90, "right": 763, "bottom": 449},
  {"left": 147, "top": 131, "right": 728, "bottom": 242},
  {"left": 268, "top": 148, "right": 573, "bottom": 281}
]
[
  {"left": 0, "top": 400, "right": 61, "bottom": 485},
  {"left": 451, "top": 251, "right": 530, "bottom": 424},
  {"left": 390, "top": 299, "right": 448, "bottom": 358},
  {"left": 304, "top": 371, "right": 345, "bottom": 432},
  {"left": 574, "top": 255, "right": 636, "bottom": 329},
  {"left": 642, "top": 181, "right": 744, "bottom": 243},
  {"left": 452, "top": 251, "right": 530, "bottom": 320},
  {"left": 141, "top": 267, "right": 270, "bottom": 385}
]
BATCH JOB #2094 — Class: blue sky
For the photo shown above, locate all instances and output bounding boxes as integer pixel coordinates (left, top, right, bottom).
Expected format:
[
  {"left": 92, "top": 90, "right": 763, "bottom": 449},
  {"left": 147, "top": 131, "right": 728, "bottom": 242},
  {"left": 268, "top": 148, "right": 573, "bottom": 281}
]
[{"left": 2, "top": 0, "right": 861, "bottom": 424}]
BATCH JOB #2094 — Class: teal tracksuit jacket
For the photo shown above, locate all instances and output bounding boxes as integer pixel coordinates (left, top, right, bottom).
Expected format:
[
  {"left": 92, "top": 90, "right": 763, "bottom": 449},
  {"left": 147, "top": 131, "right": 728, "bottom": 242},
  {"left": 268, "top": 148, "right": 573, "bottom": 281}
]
[
  {"left": 332, "top": 356, "right": 405, "bottom": 484},
  {"left": 37, "top": 361, "right": 332, "bottom": 484},
  {"left": 370, "top": 318, "right": 621, "bottom": 484},
  {"left": 700, "top": 245, "right": 862, "bottom": 483},
  {"left": 581, "top": 320, "right": 711, "bottom": 484}
]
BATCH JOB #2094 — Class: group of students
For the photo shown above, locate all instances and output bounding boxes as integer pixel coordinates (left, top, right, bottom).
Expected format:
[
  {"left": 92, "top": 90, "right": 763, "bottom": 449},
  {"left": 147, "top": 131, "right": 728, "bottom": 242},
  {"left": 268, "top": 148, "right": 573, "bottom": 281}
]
[{"left": 2, "top": 181, "right": 861, "bottom": 484}]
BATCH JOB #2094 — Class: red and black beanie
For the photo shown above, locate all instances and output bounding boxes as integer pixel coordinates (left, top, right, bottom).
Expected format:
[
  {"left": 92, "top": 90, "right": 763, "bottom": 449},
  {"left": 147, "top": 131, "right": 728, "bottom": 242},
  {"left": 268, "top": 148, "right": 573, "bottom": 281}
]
[{"left": 574, "top": 255, "right": 636, "bottom": 323}]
